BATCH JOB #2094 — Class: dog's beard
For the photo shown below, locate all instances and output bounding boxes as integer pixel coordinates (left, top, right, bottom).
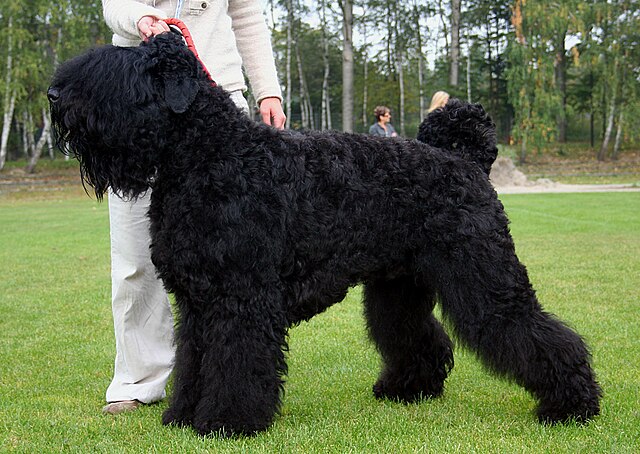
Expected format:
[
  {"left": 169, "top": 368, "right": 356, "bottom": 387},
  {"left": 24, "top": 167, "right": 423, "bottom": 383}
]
[
  {"left": 50, "top": 110, "right": 98, "bottom": 198},
  {"left": 50, "top": 105, "right": 156, "bottom": 201},
  {"left": 62, "top": 136, "right": 111, "bottom": 200}
]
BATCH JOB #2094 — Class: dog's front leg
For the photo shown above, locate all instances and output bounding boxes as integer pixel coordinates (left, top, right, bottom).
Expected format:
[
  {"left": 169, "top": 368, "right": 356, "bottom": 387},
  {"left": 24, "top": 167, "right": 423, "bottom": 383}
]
[
  {"left": 191, "top": 292, "right": 288, "bottom": 437},
  {"left": 162, "top": 292, "right": 204, "bottom": 428}
]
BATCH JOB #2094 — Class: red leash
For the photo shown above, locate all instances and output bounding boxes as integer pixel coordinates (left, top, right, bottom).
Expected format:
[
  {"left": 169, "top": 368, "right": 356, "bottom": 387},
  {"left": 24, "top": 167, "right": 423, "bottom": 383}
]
[{"left": 164, "top": 18, "right": 216, "bottom": 86}]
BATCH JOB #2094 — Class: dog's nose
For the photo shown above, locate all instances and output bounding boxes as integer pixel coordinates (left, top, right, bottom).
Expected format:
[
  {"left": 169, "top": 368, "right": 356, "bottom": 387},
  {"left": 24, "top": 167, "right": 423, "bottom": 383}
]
[{"left": 47, "top": 87, "right": 60, "bottom": 103}]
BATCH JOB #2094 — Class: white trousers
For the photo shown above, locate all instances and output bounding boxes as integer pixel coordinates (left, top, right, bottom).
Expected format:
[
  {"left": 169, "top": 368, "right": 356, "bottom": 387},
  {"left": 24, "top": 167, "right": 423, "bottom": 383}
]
[{"left": 105, "top": 91, "right": 250, "bottom": 403}]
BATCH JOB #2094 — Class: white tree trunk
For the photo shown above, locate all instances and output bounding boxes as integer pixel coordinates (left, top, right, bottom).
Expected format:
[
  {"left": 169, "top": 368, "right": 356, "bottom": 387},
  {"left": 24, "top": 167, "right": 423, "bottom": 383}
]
[
  {"left": 0, "top": 18, "right": 15, "bottom": 170},
  {"left": 449, "top": 0, "right": 461, "bottom": 86},
  {"left": 295, "top": 47, "right": 308, "bottom": 128},
  {"left": 436, "top": 0, "right": 449, "bottom": 55},
  {"left": 339, "top": 0, "right": 354, "bottom": 132},
  {"left": 361, "top": 10, "right": 369, "bottom": 130},
  {"left": 466, "top": 32, "right": 472, "bottom": 102},
  {"left": 414, "top": 3, "right": 425, "bottom": 122},
  {"left": 0, "top": 93, "right": 16, "bottom": 170},
  {"left": 295, "top": 45, "right": 313, "bottom": 129},
  {"left": 397, "top": 50, "right": 405, "bottom": 136},
  {"left": 612, "top": 110, "right": 624, "bottom": 160},
  {"left": 319, "top": 0, "right": 331, "bottom": 130},
  {"left": 47, "top": 119, "right": 56, "bottom": 159},
  {"left": 285, "top": 0, "right": 293, "bottom": 129},
  {"left": 22, "top": 111, "right": 35, "bottom": 158},
  {"left": 598, "top": 95, "right": 616, "bottom": 161},
  {"left": 26, "top": 108, "right": 51, "bottom": 173}
]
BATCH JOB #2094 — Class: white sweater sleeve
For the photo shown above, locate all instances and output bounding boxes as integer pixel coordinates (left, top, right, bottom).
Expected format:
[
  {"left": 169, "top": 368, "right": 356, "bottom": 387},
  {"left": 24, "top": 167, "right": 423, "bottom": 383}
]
[
  {"left": 102, "top": 0, "right": 168, "bottom": 44},
  {"left": 228, "top": 0, "right": 282, "bottom": 103}
]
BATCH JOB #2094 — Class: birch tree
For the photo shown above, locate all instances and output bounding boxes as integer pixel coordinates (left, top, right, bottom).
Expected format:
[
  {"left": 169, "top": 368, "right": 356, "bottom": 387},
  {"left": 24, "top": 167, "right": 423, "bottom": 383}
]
[
  {"left": 436, "top": 0, "right": 450, "bottom": 56},
  {"left": 596, "top": 0, "right": 638, "bottom": 160},
  {"left": 598, "top": 83, "right": 617, "bottom": 161},
  {"left": 25, "top": 108, "right": 52, "bottom": 173},
  {"left": 413, "top": 6, "right": 425, "bottom": 120},
  {"left": 359, "top": 5, "right": 370, "bottom": 130},
  {"left": 318, "top": 0, "right": 333, "bottom": 130},
  {"left": 449, "top": 0, "right": 461, "bottom": 87},
  {"left": 0, "top": 18, "right": 16, "bottom": 170},
  {"left": 389, "top": 2, "right": 406, "bottom": 135},
  {"left": 285, "top": 0, "right": 294, "bottom": 128},
  {"left": 295, "top": 42, "right": 314, "bottom": 128},
  {"left": 338, "top": 0, "right": 354, "bottom": 132},
  {"left": 1, "top": 0, "right": 109, "bottom": 170}
]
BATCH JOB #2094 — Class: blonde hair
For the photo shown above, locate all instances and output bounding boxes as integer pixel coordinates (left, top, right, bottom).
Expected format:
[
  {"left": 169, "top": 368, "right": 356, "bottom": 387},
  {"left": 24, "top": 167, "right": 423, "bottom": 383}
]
[{"left": 427, "top": 91, "right": 450, "bottom": 113}]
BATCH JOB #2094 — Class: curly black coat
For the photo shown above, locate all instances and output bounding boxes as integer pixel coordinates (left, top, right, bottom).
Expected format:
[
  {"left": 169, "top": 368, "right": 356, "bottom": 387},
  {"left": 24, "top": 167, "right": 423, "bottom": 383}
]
[{"left": 48, "top": 33, "right": 600, "bottom": 437}]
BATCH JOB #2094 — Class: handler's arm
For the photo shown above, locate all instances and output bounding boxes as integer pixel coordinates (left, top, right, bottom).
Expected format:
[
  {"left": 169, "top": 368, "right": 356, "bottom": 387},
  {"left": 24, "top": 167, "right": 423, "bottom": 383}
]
[
  {"left": 228, "top": 0, "right": 286, "bottom": 129},
  {"left": 102, "top": 0, "right": 168, "bottom": 42}
]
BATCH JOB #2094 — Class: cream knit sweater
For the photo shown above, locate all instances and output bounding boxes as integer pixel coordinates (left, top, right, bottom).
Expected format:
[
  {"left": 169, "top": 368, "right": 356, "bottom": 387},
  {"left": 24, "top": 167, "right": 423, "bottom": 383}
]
[{"left": 102, "top": 0, "right": 282, "bottom": 103}]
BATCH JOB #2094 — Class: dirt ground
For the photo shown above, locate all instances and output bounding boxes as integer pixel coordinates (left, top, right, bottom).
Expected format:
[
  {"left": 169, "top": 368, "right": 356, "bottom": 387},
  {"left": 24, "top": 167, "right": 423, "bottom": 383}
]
[
  {"left": 0, "top": 165, "right": 85, "bottom": 199},
  {"left": 490, "top": 156, "right": 640, "bottom": 194}
]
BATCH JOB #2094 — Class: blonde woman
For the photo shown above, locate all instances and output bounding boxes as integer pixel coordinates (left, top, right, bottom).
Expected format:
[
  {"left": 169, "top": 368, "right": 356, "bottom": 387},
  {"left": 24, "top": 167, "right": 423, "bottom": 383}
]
[{"left": 428, "top": 91, "right": 450, "bottom": 113}]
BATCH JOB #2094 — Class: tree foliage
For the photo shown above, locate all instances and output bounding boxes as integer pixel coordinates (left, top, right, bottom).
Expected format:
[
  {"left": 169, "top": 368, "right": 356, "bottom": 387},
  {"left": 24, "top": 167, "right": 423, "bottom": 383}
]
[{"left": 0, "top": 0, "right": 110, "bottom": 169}]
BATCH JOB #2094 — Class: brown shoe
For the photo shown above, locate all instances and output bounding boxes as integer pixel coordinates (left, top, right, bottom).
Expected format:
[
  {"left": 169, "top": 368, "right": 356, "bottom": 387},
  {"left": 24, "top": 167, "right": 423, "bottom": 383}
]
[{"left": 102, "top": 400, "right": 141, "bottom": 415}]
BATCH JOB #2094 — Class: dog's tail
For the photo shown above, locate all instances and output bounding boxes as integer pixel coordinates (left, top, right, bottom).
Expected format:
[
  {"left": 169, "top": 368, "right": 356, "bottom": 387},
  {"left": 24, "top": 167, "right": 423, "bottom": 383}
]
[{"left": 417, "top": 98, "right": 497, "bottom": 175}]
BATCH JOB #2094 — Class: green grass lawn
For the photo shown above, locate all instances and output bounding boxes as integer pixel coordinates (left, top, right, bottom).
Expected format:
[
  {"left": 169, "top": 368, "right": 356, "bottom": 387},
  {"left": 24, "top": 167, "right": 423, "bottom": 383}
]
[{"left": 1, "top": 192, "right": 639, "bottom": 452}]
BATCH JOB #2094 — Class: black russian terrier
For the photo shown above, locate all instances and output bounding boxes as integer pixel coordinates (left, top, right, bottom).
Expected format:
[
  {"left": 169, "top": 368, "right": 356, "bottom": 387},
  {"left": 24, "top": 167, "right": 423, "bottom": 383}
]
[{"left": 48, "top": 33, "right": 601, "bottom": 436}]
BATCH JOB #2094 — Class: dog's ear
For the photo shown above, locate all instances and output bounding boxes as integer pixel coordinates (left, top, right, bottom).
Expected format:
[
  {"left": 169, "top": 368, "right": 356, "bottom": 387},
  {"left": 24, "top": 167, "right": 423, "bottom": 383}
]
[
  {"left": 162, "top": 75, "right": 199, "bottom": 113},
  {"left": 144, "top": 34, "right": 200, "bottom": 113}
]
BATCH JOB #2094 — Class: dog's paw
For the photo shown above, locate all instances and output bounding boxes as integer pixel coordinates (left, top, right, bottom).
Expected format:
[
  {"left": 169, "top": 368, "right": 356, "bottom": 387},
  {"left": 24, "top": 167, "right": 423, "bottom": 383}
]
[
  {"left": 372, "top": 377, "right": 443, "bottom": 403},
  {"left": 162, "top": 407, "right": 192, "bottom": 428},
  {"left": 536, "top": 398, "right": 600, "bottom": 425},
  {"left": 373, "top": 379, "right": 392, "bottom": 400},
  {"left": 536, "top": 369, "right": 602, "bottom": 425},
  {"left": 192, "top": 418, "right": 268, "bottom": 438}
]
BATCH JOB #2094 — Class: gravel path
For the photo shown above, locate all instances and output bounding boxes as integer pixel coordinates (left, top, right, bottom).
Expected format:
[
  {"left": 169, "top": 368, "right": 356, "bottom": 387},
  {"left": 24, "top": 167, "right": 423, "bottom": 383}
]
[{"left": 494, "top": 182, "right": 640, "bottom": 194}]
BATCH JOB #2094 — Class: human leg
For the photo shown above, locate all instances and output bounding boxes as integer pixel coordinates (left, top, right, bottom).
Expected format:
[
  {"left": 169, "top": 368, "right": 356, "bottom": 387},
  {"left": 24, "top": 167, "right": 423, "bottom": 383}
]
[
  {"left": 104, "top": 91, "right": 249, "bottom": 413},
  {"left": 105, "top": 190, "right": 175, "bottom": 407}
]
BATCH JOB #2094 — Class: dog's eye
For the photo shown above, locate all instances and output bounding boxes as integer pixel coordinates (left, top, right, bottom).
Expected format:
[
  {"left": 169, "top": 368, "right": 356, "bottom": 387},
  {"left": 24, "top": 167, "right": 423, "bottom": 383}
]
[{"left": 47, "top": 87, "right": 60, "bottom": 103}]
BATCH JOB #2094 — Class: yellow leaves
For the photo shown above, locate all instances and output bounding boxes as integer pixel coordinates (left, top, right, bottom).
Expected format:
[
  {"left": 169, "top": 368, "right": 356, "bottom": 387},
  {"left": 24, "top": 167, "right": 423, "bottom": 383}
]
[
  {"left": 571, "top": 45, "right": 580, "bottom": 67},
  {"left": 512, "top": 0, "right": 526, "bottom": 45}
]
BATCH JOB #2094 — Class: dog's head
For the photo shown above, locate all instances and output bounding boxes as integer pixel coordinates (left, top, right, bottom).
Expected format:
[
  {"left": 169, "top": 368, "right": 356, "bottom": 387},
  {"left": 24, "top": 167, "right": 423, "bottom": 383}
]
[
  {"left": 417, "top": 99, "right": 498, "bottom": 175},
  {"left": 48, "top": 33, "right": 206, "bottom": 199}
]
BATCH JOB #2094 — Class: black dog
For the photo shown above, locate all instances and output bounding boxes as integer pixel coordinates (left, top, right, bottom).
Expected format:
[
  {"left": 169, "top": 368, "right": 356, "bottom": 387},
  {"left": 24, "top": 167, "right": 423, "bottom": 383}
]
[{"left": 48, "top": 33, "right": 601, "bottom": 436}]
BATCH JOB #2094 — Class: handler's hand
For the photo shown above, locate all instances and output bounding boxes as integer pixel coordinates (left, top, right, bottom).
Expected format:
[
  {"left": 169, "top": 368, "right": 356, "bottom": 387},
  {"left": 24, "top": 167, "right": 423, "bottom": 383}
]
[
  {"left": 259, "top": 97, "right": 286, "bottom": 130},
  {"left": 137, "top": 16, "right": 170, "bottom": 41}
]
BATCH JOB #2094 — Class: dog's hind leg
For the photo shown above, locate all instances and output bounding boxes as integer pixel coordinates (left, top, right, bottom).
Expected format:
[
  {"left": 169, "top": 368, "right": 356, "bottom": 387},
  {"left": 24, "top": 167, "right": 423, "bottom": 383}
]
[
  {"left": 363, "top": 276, "right": 454, "bottom": 402},
  {"left": 190, "top": 290, "right": 288, "bottom": 437},
  {"left": 432, "top": 234, "right": 601, "bottom": 423}
]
